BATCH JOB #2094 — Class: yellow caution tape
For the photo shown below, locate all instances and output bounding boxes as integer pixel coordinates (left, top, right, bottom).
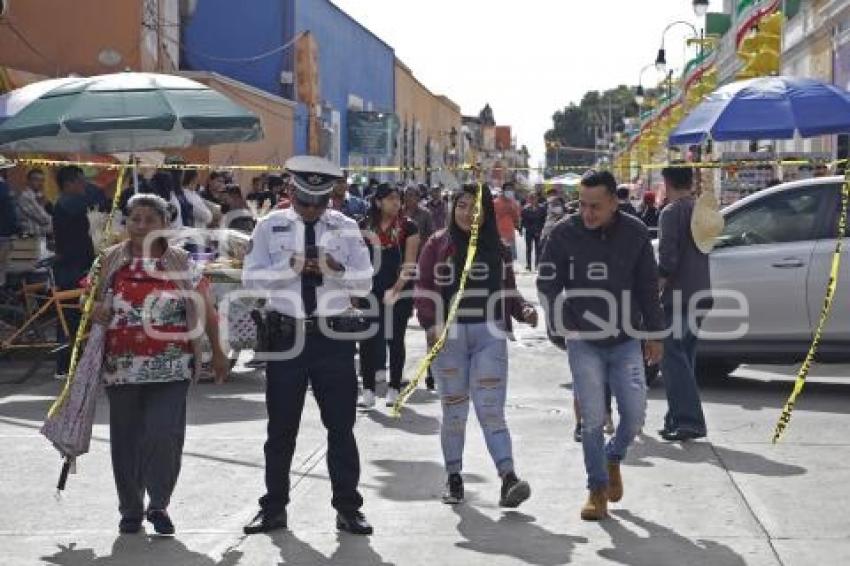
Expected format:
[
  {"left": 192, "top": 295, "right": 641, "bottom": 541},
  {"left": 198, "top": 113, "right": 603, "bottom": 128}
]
[
  {"left": 391, "top": 181, "right": 483, "bottom": 416},
  {"left": 7, "top": 156, "right": 848, "bottom": 175},
  {"left": 47, "top": 167, "right": 126, "bottom": 418},
  {"left": 772, "top": 169, "right": 849, "bottom": 443}
]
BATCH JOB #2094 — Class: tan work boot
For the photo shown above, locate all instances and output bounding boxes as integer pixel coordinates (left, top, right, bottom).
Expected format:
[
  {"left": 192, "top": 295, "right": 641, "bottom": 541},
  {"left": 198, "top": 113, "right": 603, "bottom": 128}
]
[
  {"left": 580, "top": 489, "right": 608, "bottom": 521},
  {"left": 607, "top": 461, "right": 623, "bottom": 502}
]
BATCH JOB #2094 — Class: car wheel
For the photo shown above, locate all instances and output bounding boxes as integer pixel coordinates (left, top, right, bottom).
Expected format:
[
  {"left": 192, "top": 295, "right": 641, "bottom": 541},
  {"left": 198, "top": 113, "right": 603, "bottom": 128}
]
[{"left": 696, "top": 360, "right": 739, "bottom": 382}]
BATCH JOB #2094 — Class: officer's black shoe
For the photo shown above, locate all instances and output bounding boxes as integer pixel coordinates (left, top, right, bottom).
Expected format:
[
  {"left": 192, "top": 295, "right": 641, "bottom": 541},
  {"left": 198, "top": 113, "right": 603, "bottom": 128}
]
[
  {"left": 146, "top": 509, "right": 175, "bottom": 536},
  {"left": 118, "top": 517, "right": 142, "bottom": 534},
  {"left": 243, "top": 509, "right": 287, "bottom": 535},
  {"left": 336, "top": 510, "right": 373, "bottom": 535}
]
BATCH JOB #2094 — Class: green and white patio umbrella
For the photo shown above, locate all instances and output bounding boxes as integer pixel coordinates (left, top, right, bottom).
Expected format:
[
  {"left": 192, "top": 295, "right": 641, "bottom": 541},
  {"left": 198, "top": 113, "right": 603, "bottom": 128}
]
[{"left": 0, "top": 72, "right": 262, "bottom": 153}]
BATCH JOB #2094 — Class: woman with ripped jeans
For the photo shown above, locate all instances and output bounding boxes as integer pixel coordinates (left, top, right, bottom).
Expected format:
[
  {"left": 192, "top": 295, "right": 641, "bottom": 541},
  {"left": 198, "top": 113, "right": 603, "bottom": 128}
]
[{"left": 415, "top": 184, "right": 538, "bottom": 507}]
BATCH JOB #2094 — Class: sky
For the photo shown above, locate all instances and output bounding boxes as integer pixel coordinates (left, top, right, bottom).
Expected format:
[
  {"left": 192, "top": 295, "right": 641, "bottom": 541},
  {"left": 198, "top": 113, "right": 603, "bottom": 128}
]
[{"left": 333, "top": 0, "right": 726, "bottom": 168}]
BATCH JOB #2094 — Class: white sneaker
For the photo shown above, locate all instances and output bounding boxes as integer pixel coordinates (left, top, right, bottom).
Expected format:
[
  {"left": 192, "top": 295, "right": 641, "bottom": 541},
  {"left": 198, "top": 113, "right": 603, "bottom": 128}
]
[
  {"left": 54, "top": 373, "right": 68, "bottom": 381},
  {"left": 376, "top": 369, "right": 387, "bottom": 383},
  {"left": 386, "top": 387, "right": 400, "bottom": 407},
  {"left": 604, "top": 413, "right": 615, "bottom": 435},
  {"left": 359, "top": 389, "right": 376, "bottom": 409}
]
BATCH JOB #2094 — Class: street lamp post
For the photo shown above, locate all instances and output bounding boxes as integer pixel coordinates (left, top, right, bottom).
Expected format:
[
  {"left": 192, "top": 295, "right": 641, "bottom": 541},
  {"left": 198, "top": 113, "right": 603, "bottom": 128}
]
[
  {"left": 656, "top": 20, "right": 701, "bottom": 74},
  {"left": 635, "top": 63, "right": 658, "bottom": 108}
]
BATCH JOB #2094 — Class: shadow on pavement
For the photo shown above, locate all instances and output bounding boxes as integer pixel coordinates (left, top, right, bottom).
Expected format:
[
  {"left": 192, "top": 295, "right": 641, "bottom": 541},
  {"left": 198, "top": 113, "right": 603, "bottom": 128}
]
[
  {"left": 598, "top": 509, "right": 747, "bottom": 566},
  {"left": 626, "top": 435, "right": 806, "bottom": 477},
  {"left": 363, "top": 407, "right": 440, "bottom": 436},
  {"left": 452, "top": 507, "right": 588, "bottom": 566},
  {"left": 370, "top": 459, "right": 487, "bottom": 502},
  {"left": 0, "top": 378, "right": 270, "bottom": 427},
  {"left": 697, "top": 377, "right": 850, "bottom": 415},
  {"left": 41, "top": 536, "right": 243, "bottom": 566},
  {"left": 270, "top": 531, "right": 394, "bottom": 565},
  {"left": 561, "top": 372, "right": 850, "bottom": 416}
]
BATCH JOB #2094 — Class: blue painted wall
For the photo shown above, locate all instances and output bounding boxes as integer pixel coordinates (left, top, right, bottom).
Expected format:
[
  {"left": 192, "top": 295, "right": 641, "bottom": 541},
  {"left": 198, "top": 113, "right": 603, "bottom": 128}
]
[
  {"left": 181, "top": 0, "right": 288, "bottom": 97},
  {"left": 182, "top": 0, "right": 395, "bottom": 166}
]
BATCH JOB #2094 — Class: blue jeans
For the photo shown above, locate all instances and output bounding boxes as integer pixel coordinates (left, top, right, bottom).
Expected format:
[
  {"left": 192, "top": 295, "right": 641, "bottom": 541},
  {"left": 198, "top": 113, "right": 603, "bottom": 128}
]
[
  {"left": 662, "top": 310, "right": 707, "bottom": 435},
  {"left": 567, "top": 339, "right": 646, "bottom": 490},
  {"left": 432, "top": 322, "right": 514, "bottom": 476}
]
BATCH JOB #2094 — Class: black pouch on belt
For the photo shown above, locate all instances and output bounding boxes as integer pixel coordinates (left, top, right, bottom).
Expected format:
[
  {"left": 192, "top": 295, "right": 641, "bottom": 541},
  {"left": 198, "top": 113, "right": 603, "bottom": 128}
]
[{"left": 251, "top": 309, "right": 269, "bottom": 352}]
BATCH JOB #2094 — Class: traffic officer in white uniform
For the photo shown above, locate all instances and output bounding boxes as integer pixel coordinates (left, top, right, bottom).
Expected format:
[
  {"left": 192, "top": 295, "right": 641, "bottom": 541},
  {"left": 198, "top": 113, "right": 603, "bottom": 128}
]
[{"left": 241, "top": 156, "right": 375, "bottom": 536}]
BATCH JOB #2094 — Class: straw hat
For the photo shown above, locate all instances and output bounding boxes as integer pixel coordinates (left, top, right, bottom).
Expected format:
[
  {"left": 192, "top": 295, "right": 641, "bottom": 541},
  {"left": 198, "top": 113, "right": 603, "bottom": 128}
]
[{"left": 691, "top": 190, "right": 724, "bottom": 254}]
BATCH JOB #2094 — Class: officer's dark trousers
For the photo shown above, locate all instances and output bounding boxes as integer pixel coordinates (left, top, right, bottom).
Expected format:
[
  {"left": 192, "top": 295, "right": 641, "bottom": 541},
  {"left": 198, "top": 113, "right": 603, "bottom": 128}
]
[
  {"left": 107, "top": 380, "right": 189, "bottom": 520},
  {"left": 261, "top": 334, "right": 363, "bottom": 515}
]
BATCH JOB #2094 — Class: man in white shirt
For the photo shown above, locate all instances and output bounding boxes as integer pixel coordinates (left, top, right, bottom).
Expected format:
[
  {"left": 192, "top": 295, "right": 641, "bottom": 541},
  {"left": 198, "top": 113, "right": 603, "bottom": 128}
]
[{"left": 241, "top": 156, "right": 375, "bottom": 537}]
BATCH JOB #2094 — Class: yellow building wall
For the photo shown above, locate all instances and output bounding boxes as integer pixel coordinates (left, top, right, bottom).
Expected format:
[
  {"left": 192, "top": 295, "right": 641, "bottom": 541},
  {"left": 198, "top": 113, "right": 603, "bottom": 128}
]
[{"left": 395, "top": 60, "right": 461, "bottom": 183}]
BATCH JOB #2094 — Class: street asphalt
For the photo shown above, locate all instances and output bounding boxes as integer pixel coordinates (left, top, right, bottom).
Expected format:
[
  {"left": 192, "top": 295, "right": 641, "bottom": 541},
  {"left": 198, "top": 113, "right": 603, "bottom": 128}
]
[{"left": 1, "top": 270, "right": 849, "bottom": 565}]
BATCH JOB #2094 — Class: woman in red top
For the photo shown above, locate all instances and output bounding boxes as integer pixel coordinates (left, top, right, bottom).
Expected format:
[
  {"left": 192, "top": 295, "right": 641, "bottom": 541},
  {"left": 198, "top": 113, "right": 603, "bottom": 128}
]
[
  {"left": 358, "top": 183, "right": 420, "bottom": 409},
  {"left": 91, "top": 193, "right": 228, "bottom": 535}
]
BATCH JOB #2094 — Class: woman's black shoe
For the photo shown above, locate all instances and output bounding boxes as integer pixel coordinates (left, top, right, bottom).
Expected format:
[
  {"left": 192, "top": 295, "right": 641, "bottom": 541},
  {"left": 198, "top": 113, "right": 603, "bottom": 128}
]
[
  {"left": 442, "top": 473, "right": 464, "bottom": 504},
  {"left": 118, "top": 517, "right": 142, "bottom": 534},
  {"left": 145, "top": 509, "right": 175, "bottom": 536},
  {"left": 336, "top": 510, "right": 373, "bottom": 535},
  {"left": 499, "top": 472, "right": 531, "bottom": 508},
  {"left": 243, "top": 509, "right": 287, "bottom": 535},
  {"left": 573, "top": 422, "right": 582, "bottom": 443}
]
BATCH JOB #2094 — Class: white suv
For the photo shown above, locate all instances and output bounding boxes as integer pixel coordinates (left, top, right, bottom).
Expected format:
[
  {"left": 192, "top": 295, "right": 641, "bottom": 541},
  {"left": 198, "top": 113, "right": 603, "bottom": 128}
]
[{"left": 697, "top": 175, "right": 850, "bottom": 378}]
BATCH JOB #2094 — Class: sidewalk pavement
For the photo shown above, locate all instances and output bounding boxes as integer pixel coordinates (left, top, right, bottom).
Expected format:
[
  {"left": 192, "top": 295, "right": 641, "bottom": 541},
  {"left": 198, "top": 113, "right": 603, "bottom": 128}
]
[{"left": 0, "top": 272, "right": 849, "bottom": 565}]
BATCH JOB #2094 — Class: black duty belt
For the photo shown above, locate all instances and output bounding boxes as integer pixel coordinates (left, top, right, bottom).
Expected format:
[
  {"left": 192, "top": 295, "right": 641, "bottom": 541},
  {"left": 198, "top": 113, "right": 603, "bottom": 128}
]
[{"left": 251, "top": 309, "right": 369, "bottom": 351}]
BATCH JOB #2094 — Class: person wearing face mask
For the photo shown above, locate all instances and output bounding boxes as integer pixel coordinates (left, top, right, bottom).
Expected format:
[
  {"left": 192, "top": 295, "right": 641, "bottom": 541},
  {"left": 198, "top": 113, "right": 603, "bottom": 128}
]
[{"left": 540, "top": 194, "right": 567, "bottom": 249}]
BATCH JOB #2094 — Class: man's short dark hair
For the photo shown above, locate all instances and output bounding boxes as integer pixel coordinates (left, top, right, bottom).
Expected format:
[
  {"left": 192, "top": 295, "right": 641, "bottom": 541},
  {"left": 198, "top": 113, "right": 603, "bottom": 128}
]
[
  {"left": 225, "top": 184, "right": 243, "bottom": 197},
  {"left": 661, "top": 166, "right": 694, "bottom": 191},
  {"left": 27, "top": 168, "right": 45, "bottom": 181},
  {"left": 56, "top": 165, "right": 84, "bottom": 189},
  {"left": 209, "top": 170, "right": 227, "bottom": 182},
  {"left": 616, "top": 186, "right": 630, "bottom": 200},
  {"left": 580, "top": 170, "right": 617, "bottom": 195},
  {"left": 267, "top": 175, "right": 285, "bottom": 189}
]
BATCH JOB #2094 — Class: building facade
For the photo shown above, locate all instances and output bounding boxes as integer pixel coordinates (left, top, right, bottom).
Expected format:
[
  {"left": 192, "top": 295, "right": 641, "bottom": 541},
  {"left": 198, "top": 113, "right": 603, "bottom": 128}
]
[
  {"left": 394, "top": 59, "right": 462, "bottom": 187},
  {"left": 182, "top": 0, "right": 396, "bottom": 169}
]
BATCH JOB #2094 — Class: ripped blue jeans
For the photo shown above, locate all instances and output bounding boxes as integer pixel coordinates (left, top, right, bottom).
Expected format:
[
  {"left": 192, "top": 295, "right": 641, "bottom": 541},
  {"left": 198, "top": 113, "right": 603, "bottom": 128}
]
[
  {"left": 432, "top": 322, "right": 514, "bottom": 476},
  {"left": 567, "top": 338, "right": 646, "bottom": 490}
]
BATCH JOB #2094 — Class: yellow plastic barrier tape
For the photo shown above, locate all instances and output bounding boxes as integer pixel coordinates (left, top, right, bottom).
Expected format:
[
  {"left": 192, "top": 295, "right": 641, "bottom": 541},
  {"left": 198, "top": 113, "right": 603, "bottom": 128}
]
[
  {"left": 391, "top": 182, "right": 483, "bottom": 416},
  {"left": 772, "top": 169, "right": 850, "bottom": 443},
  {"left": 8, "top": 156, "right": 848, "bottom": 175}
]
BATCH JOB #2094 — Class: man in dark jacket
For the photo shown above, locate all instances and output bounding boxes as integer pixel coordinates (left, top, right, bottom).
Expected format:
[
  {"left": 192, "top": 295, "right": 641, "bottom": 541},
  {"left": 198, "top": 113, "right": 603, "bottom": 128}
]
[
  {"left": 537, "top": 170, "right": 664, "bottom": 521},
  {"left": 657, "top": 166, "right": 712, "bottom": 442},
  {"left": 0, "top": 161, "right": 19, "bottom": 287},
  {"left": 53, "top": 166, "right": 96, "bottom": 378},
  {"left": 520, "top": 192, "right": 547, "bottom": 271},
  {"left": 617, "top": 185, "right": 639, "bottom": 217}
]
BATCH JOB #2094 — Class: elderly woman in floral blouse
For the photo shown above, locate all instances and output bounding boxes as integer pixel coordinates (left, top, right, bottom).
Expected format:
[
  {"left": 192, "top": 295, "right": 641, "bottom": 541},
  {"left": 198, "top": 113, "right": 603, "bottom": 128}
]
[{"left": 91, "top": 193, "right": 228, "bottom": 535}]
